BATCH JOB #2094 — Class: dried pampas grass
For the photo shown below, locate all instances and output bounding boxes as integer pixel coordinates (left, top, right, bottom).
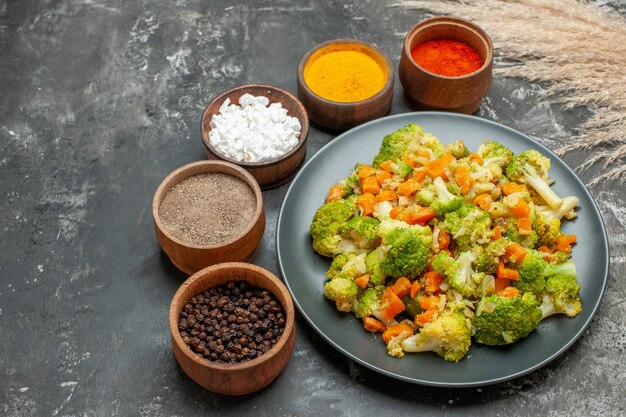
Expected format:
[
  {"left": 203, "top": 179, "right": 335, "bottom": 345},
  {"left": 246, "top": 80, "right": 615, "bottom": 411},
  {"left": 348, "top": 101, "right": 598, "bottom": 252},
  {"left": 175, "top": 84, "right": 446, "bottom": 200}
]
[{"left": 393, "top": 0, "right": 626, "bottom": 185}]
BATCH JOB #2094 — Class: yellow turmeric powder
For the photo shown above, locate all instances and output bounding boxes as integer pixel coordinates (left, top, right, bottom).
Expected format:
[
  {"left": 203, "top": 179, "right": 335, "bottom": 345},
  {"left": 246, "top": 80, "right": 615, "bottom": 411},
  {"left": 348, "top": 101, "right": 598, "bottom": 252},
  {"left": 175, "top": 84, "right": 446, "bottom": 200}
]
[{"left": 304, "top": 44, "right": 387, "bottom": 103}]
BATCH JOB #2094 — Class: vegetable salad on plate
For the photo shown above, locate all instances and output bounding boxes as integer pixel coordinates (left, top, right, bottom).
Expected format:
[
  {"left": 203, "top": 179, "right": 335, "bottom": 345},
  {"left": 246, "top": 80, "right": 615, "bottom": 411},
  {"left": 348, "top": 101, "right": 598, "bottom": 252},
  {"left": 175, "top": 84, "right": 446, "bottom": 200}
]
[{"left": 309, "top": 124, "right": 582, "bottom": 362}]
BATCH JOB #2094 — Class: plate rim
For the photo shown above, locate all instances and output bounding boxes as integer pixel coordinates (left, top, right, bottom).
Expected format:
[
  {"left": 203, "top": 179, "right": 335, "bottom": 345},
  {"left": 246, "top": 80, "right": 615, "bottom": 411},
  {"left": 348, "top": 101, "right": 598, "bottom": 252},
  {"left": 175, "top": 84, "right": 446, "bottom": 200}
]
[{"left": 276, "top": 111, "right": 610, "bottom": 387}]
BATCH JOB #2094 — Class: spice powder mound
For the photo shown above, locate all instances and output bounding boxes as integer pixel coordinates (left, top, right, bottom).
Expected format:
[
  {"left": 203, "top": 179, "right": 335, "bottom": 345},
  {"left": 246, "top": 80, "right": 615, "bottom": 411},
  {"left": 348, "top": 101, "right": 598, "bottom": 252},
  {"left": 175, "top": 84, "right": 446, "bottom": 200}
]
[{"left": 159, "top": 172, "right": 256, "bottom": 246}]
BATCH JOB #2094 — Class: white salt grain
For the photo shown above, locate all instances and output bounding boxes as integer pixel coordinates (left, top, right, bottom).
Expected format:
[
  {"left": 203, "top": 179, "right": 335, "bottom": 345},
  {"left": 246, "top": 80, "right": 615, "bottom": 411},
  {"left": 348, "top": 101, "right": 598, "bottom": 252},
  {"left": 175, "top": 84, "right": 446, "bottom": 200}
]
[{"left": 209, "top": 93, "right": 302, "bottom": 162}]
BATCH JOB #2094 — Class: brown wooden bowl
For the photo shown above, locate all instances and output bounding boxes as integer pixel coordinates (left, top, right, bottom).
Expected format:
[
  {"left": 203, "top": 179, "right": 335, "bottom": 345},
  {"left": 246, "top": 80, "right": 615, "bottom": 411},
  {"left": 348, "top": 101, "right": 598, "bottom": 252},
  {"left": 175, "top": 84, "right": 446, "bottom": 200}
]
[
  {"left": 169, "top": 262, "right": 296, "bottom": 395},
  {"left": 200, "top": 84, "right": 309, "bottom": 190},
  {"left": 297, "top": 39, "right": 394, "bottom": 131},
  {"left": 152, "top": 160, "right": 265, "bottom": 275},
  {"left": 399, "top": 16, "right": 493, "bottom": 114}
]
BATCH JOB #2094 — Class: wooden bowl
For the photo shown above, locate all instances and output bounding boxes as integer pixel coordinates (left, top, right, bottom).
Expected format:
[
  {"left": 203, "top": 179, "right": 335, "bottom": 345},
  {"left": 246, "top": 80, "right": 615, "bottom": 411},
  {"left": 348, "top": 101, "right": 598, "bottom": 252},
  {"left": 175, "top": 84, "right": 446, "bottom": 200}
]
[
  {"left": 169, "top": 262, "right": 296, "bottom": 395},
  {"left": 399, "top": 16, "right": 493, "bottom": 114},
  {"left": 152, "top": 160, "right": 265, "bottom": 275},
  {"left": 200, "top": 84, "right": 309, "bottom": 190},
  {"left": 297, "top": 39, "right": 394, "bottom": 131}
]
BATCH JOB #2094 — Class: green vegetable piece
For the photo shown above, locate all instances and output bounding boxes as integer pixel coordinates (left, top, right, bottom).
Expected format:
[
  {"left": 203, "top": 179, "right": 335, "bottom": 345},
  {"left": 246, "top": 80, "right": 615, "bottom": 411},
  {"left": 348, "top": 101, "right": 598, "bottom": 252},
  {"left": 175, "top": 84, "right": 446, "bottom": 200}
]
[
  {"left": 402, "top": 311, "right": 471, "bottom": 362},
  {"left": 310, "top": 195, "right": 357, "bottom": 257},
  {"left": 473, "top": 293, "right": 542, "bottom": 345},
  {"left": 373, "top": 124, "right": 424, "bottom": 167}
]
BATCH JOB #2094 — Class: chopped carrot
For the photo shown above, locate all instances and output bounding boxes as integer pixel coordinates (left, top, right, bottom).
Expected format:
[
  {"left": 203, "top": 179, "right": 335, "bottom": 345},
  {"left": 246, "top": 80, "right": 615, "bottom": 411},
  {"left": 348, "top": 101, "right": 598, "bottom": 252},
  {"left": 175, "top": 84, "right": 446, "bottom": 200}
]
[
  {"left": 392, "top": 208, "right": 413, "bottom": 224},
  {"left": 415, "top": 310, "right": 437, "bottom": 326},
  {"left": 381, "top": 287, "right": 406, "bottom": 321},
  {"left": 518, "top": 217, "right": 533, "bottom": 235},
  {"left": 354, "top": 274, "right": 370, "bottom": 289},
  {"left": 403, "top": 155, "right": 419, "bottom": 167},
  {"left": 497, "top": 287, "right": 520, "bottom": 298},
  {"left": 325, "top": 184, "right": 344, "bottom": 203},
  {"left": 389, "top": 206, "right": 402, "bottom": 220},
  {"left": 391, "top": 277, "right": 412, "bottom": 298},
  {"left": 422, "top": 271, "right": 442, "bottom": 294},
  {"left": 492, "top": 225, "right": 502, "bottom": 240},
  {"left": 469, "top": 152, "right": 484, "bottom": 165},
  {"left": 408, "top": 206, "right": 436, "bottom": 225},
  {"left": 397, "top": 178, "right": 420, "bottom": 197},
  {"left": 426, "top": 153, "right": 455, "bottom": 179},
  {"left": 382, "top": 323, "right": 414, "bottom": 344},
  {"left": 361, "top": 176, "right": 381, "bottom": 195},
  {"left": 412, "top": 168, "right": 428, "bottom": 183},
  {"left": 417, "top": 149, "right": 431, "bottom": 159},
  {"left": 454, "top": 165, "right": 476, "bottom": 194},
  {"left": 357, "top": 193, "right": 377, "bottom": 216},
  {"left": 376, "top": 170, "right": 392, "bottom": 185},
  {"left": 473, "top": 193, "right": 493, "bottom": 211},
  {"left": 501, "top": 182, "right": 527, "bottom": 195},
  {"left": 505, "top": 243, "right": 528, "bottom": 263},
  {"left": 376, "top": 189, "right": 397, "bottom": 203},
  {"left": 358, "top": 165, "right": 377, "bottom": 179},
  {"left": 410, "top": 280, "right": 422, "bottom": 298},
  {"left": 497, "top": 260, "right": 508, "bottom": 279},
  {"left": 538, "top": 245, "right": 554, "bottom": 262},
  {"left": 379, "top": 160, "right": 393, "bottom": 172},
  {"left": 494, "top": 277, "right": 510, "bottom": 292},
  {"left": 419, "top": 295, "right": 441, "bottom": 311},
  {"left": 363, "top": 317, "right": 386, "bottom": 333},
  {"left": 506, "top": 268, "right": 519, "bottom": 281},
  {"left": 511, "top": 199, "right": 531, "bottom": 218},
  {"left": 437, "top": 229, "right": 451, "bottom": 250},
  {"left": 554, "top": 237, "right": 574, "bottom": 253}
]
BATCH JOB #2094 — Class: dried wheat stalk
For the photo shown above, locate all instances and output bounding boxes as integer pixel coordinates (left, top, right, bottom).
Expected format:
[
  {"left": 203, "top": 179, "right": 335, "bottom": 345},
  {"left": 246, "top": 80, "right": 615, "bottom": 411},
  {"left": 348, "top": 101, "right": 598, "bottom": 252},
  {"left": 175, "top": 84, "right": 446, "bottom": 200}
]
[{"left": 393, "top": 0, "right": 626, "bottom": 185}]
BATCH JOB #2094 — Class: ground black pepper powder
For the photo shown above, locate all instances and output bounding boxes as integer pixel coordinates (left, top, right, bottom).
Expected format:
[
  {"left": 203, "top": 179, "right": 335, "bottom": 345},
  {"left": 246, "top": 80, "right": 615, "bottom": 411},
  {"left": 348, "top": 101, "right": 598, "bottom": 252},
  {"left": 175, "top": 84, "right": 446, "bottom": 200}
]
[
  {"left": 178, "top": 281, "right": 286, "bottom": 364},
  {"left": 159, "top": 172, "right": 256, "bottom": 246}
]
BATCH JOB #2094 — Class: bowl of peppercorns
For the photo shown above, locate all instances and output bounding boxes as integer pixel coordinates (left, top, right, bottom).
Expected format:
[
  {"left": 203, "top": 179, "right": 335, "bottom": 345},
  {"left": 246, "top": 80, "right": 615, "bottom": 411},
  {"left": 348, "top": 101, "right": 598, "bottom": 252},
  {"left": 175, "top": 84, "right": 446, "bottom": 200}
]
[{"left": 169, "top": 262, "right": 296, "bottom": 395}]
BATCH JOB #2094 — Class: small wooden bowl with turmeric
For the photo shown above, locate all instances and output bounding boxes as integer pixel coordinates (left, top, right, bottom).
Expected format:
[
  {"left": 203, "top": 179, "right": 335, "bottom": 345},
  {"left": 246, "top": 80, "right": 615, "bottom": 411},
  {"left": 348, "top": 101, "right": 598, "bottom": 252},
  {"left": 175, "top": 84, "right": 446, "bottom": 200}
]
[{"left": 297, "top": 39, "right": 394, "bottom": 131}]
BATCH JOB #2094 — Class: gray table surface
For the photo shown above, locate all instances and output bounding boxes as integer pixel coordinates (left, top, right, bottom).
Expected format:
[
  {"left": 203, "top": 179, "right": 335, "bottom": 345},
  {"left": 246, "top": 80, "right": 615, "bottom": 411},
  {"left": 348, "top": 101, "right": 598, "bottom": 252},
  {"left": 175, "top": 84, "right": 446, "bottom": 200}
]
[{"left": 1, "top": 1, "right": 625, "bottom": 416}]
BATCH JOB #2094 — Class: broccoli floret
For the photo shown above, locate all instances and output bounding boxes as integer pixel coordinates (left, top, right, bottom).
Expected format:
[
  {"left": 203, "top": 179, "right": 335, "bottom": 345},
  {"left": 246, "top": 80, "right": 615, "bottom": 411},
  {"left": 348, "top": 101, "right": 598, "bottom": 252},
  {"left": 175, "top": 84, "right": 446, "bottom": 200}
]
[
  {"left": 419, "top": 133, "right": 446, "bottom": 158},
  {"left": 503, "top": 218, "right": 539, "bottom": 249},
  {"left": 395, "top": 161, "right": 414, "bottom": 178},
  {"left": 511, "top": 249, "right": 552, "bottom": 295},
  {"left": 478, "top": 141, "right": 513, "bottom": 167},
  {"left": 537, "top": 196, "right": 580, "bottom": 221},
  {"left": 472, "top": 293, "right": 542, "bottom": 345},
  {"left": 416, "top": 184, "right": 436, "bottom": 206},
  {"left": 326, "top": 252, "right": 367, "bottom": 280},
  {"left": 343, "top": 216, "right": 380, "bottom": 249},
  {"left": 380, "top": 226, "right": 432, "bottom": 279},
  {"left": 431, "top": 177, "right": 464, "bottom": 215},
  {"left": 435, "top": 250, "right": 481, "bottom": 297},
  {"left": 431, "top": 251, "right": 455, "bottom": 275},
  {"left": 402, "top": 294, "right": 424, "bottom": 317},
  {"left": 341, "top": 170, "right": 360, "bottom": 196},
  {"left": 540, "top": 261, "right": 582, "bottom": 318},
  {"left": 550, "top": 250, "right": 571, "bottom": 264},
  {"left": 373, "top": 124, "right": 424, "bottom": 167},
  {"left": 506, "top": 150, "right": 567, "bottom": 210},
  {"left": 442, "top": 203, "right": 492, "bottom": 252},
  {"left": 324, "top": 278, "right": 359, "bottom": 312},
  {"left": 534, "top": 213, "right": 563, "bottom": 247},
  {"left": 353, "top": 286, "right": 384, "bottom": 318},
  {"left": 446, "top": 140, "right": 469, "bottom": 159},
  {"left": 310, "top": 196, "right": 357, "bottom": 257},
  {"left": 402, "top": 311, "right": 471, "bottom": 362},
  {"left": 473, "top": 239, "right": 508, "bottom": 274},
  {"left": 364, "top": 247, "right": 386, "bottom": 286}
]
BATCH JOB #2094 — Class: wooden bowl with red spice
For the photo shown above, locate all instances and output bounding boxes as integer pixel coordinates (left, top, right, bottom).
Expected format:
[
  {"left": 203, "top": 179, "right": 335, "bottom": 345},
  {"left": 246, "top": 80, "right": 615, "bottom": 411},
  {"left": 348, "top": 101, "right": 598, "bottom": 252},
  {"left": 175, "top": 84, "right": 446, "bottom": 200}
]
[
  {"left": 152, "top": 160, "right": 265, "bottom": 275},
  {"left": 399, "top": 16, "right": 493, "bottom": 114}
]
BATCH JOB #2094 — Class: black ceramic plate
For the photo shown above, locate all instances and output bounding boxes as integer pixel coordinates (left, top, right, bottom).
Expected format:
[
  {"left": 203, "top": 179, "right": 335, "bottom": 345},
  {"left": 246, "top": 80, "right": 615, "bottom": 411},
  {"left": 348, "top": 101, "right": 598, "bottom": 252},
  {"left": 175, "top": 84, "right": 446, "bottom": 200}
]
[{"left": 276, "top": 112, "right": 609, "bottom": 387}]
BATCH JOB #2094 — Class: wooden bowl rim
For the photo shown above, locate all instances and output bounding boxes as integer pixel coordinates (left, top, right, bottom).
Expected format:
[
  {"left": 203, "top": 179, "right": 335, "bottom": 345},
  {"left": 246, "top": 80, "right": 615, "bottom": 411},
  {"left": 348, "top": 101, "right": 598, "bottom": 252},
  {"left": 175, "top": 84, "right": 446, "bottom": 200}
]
[
  {"left": 200, "top": 84, "right": 310, "bottom": 168},
  {"left": 169, "top": 262, "right": 296, "bottom": 371},
  {"left": 402, "top": 16, "right": 494, "bottom": 80},
  {"left": 152, "top": 160, "right": 264, "bottom": 250},
  {"left": 297, "top": 38, "right": 395, "bottom": 107}
]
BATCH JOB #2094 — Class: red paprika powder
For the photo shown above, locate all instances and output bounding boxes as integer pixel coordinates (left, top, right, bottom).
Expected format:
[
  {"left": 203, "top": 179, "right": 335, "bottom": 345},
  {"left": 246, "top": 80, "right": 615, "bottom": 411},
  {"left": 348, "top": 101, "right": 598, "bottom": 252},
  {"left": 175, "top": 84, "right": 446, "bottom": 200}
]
[{"left": 410, "top": 40, "right": 483, "bottom": 77}]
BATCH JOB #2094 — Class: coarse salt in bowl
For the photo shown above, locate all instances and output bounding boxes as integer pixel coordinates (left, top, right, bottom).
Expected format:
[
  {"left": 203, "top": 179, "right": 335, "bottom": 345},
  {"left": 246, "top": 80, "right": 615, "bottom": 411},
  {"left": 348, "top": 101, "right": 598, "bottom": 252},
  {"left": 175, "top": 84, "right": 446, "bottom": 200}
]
[{"left": 201, "top": 84, "right": 310, "bottom": 190}]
